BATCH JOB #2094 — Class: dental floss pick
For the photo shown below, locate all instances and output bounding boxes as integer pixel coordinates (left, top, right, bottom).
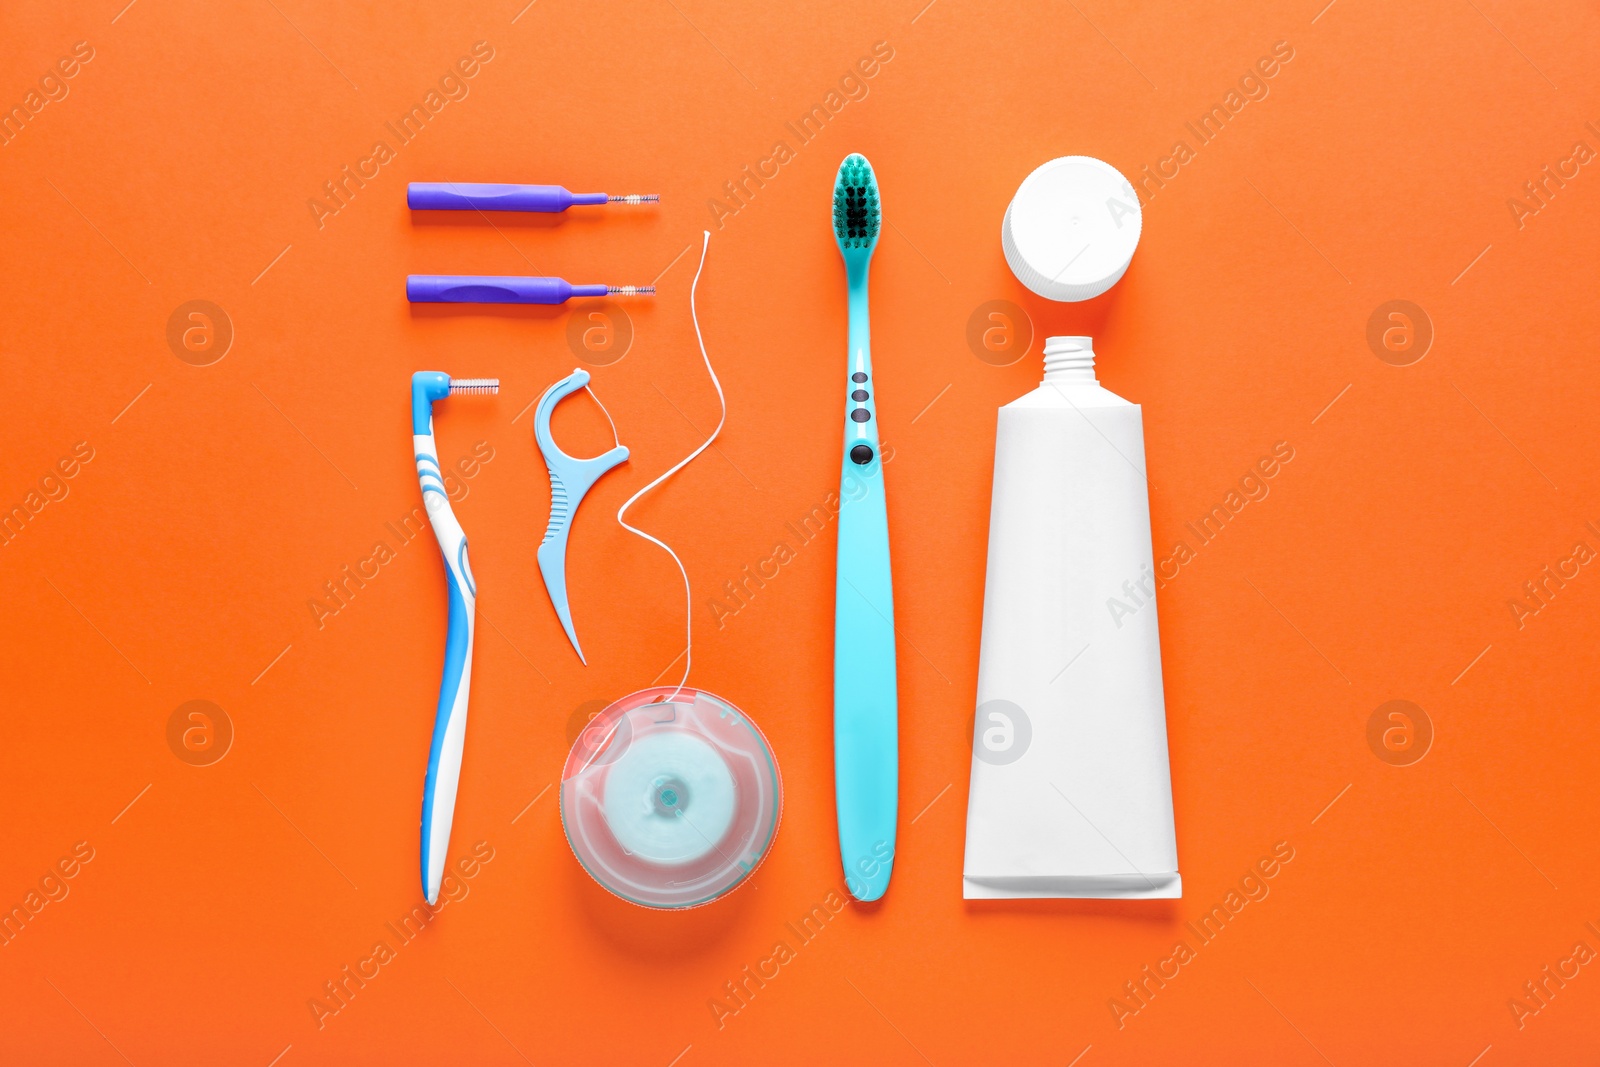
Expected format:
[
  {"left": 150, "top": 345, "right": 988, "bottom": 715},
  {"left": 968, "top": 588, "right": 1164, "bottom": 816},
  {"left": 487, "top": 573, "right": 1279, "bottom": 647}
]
[
  {"left": 533, "top": 368, "right": 629, "bottom": 664},
  {"left": 558, "top": 232, "right": 782, "bottom": 909}
]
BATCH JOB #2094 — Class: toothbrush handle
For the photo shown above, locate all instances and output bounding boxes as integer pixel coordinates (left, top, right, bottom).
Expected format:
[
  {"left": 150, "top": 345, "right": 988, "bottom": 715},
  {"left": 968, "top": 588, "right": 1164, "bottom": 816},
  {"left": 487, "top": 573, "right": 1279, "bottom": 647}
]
[
  {"left": 407, "top": 182, "right": 605, "bottom": 212},
  {"left": 834, "top": 305, "right": 898, "bottom": 902},
  {"left": 407, "top": 275, "right": 607, "bottom": 305},
  {"left": 416, "top": 434, "right": 477, "bottom": 905}
]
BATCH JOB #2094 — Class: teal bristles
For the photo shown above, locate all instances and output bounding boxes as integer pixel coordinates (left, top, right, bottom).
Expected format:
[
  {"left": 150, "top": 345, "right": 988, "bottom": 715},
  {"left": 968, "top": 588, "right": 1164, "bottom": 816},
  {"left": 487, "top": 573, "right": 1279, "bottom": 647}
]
[{"left": 833, "top": 154, "right": 880, "bottom": 252}]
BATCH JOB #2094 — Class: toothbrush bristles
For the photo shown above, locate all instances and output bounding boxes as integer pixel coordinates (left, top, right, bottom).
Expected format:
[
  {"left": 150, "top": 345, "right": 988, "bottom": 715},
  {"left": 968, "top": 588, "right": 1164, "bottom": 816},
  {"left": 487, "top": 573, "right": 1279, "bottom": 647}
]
[
  {"left": 449, "top": 378, "right": 500, "bottom": 395},
  {"left": 608, "top": 194, "right": 659, "bottom": 204},
  {"left": 608, "top": 285, "right": 656, "bottom": 295}
]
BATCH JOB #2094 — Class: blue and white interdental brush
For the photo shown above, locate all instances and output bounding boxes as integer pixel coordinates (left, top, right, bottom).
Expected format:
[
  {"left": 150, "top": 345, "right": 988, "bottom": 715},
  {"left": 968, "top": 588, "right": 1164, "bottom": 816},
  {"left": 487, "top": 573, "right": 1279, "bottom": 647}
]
[
  {"left": 832, "top": 154, "right": 899, "bottom": 902},
  {"left": 411, "top": 371, "right": 498, "bottom": 905}
]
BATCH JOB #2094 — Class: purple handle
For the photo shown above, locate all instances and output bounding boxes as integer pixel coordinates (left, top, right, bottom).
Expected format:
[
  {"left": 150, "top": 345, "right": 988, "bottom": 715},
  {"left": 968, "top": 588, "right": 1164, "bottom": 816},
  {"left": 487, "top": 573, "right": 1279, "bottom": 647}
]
[
  {"left": 407, "top": 183, "right": 606, "bottom": 213},
  {"left": 406, "top": 276, "right": 609, "bottom": 305}
]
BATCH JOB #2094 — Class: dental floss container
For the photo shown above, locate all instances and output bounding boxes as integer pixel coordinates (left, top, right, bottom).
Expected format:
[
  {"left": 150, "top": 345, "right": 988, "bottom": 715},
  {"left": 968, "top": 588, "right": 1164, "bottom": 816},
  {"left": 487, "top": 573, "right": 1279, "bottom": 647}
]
[
  {"left": 963, "top": 157, "right": 1180, "bottom": 899},
  {"left": 561, "top": 686, "right": 782, "bottom": 909},
  {"left": 1001, "top": 156, "right": 1141, "bottom": 302}
]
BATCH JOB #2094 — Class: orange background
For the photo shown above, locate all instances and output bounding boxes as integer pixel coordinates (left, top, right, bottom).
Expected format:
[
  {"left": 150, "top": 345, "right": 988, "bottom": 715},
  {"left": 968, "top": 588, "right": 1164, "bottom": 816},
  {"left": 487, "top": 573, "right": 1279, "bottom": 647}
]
[{"left": 4, "top": 0, "right": 1600, "bottom": 1063}]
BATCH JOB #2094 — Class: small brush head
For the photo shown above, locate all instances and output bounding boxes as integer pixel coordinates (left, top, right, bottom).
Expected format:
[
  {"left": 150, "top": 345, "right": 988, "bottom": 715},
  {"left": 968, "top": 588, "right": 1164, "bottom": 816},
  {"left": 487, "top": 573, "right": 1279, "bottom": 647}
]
[
  {"left": 413, "top": 371, "right": 496, "bottom": 432},
  {"left": 833, "top": 154, "right": 880, "bottom": 256}
]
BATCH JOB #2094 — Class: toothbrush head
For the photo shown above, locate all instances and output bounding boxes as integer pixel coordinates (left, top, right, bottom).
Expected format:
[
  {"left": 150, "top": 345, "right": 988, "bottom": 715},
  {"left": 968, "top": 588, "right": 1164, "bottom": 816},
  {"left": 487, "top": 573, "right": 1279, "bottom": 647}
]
[
  {"left": 833, "top": 154, "right": 880, "bottom": 263},
  {"left": 411, "top": 372, "right": 498, "bottom": 433}
]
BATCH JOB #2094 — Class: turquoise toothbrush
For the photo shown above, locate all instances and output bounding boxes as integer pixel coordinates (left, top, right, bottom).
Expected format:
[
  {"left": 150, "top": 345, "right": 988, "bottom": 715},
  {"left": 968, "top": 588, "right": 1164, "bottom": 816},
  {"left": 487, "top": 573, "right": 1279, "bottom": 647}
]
[
  {"left": 832, "top": 154, "right": 898, "bottom": 902},
  {"left": 412, "top": 371, "right": 497, "bottom": 905}
]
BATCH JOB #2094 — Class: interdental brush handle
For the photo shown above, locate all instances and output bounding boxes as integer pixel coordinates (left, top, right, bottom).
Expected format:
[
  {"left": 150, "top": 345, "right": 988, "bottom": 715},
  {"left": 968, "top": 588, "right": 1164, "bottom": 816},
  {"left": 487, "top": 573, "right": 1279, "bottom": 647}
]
[
  {"left": 409, "top": 183, "right": 604, "bottom": 212},
  {"left": 407, "top": 183, "right": 656, "bottom": 212},
  {"left": 407, "top": 275, "right": 612, "bottom": 305}
]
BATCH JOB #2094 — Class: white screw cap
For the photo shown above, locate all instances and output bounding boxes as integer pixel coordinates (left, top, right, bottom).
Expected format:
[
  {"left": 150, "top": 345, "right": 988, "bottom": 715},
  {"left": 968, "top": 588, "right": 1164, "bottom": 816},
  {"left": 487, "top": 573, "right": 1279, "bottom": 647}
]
[{"left": 1001, "top": 156, "right": 1142, "bottom": 302}]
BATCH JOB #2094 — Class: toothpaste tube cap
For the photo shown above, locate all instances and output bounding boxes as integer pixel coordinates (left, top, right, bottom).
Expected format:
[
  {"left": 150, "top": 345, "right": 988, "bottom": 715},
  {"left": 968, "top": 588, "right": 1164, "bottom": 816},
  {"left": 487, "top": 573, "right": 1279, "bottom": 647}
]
[{"left": 1002, "top": 156, "right": 1141, "bottom": 302}]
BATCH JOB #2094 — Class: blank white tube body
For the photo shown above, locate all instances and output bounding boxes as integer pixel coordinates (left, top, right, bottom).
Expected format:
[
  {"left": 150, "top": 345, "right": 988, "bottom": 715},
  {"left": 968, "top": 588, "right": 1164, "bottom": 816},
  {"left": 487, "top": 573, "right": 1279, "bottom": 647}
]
[{"left": 962, "top": 336, "right": 1180, "bottom": 899}]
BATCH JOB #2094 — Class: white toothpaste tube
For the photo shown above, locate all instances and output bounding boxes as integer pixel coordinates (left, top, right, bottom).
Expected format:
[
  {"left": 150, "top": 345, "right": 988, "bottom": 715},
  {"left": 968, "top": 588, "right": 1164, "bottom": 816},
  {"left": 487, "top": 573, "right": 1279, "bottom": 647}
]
[{"left": 962, "top": 336, "right": 1180, "bottom": 899}]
